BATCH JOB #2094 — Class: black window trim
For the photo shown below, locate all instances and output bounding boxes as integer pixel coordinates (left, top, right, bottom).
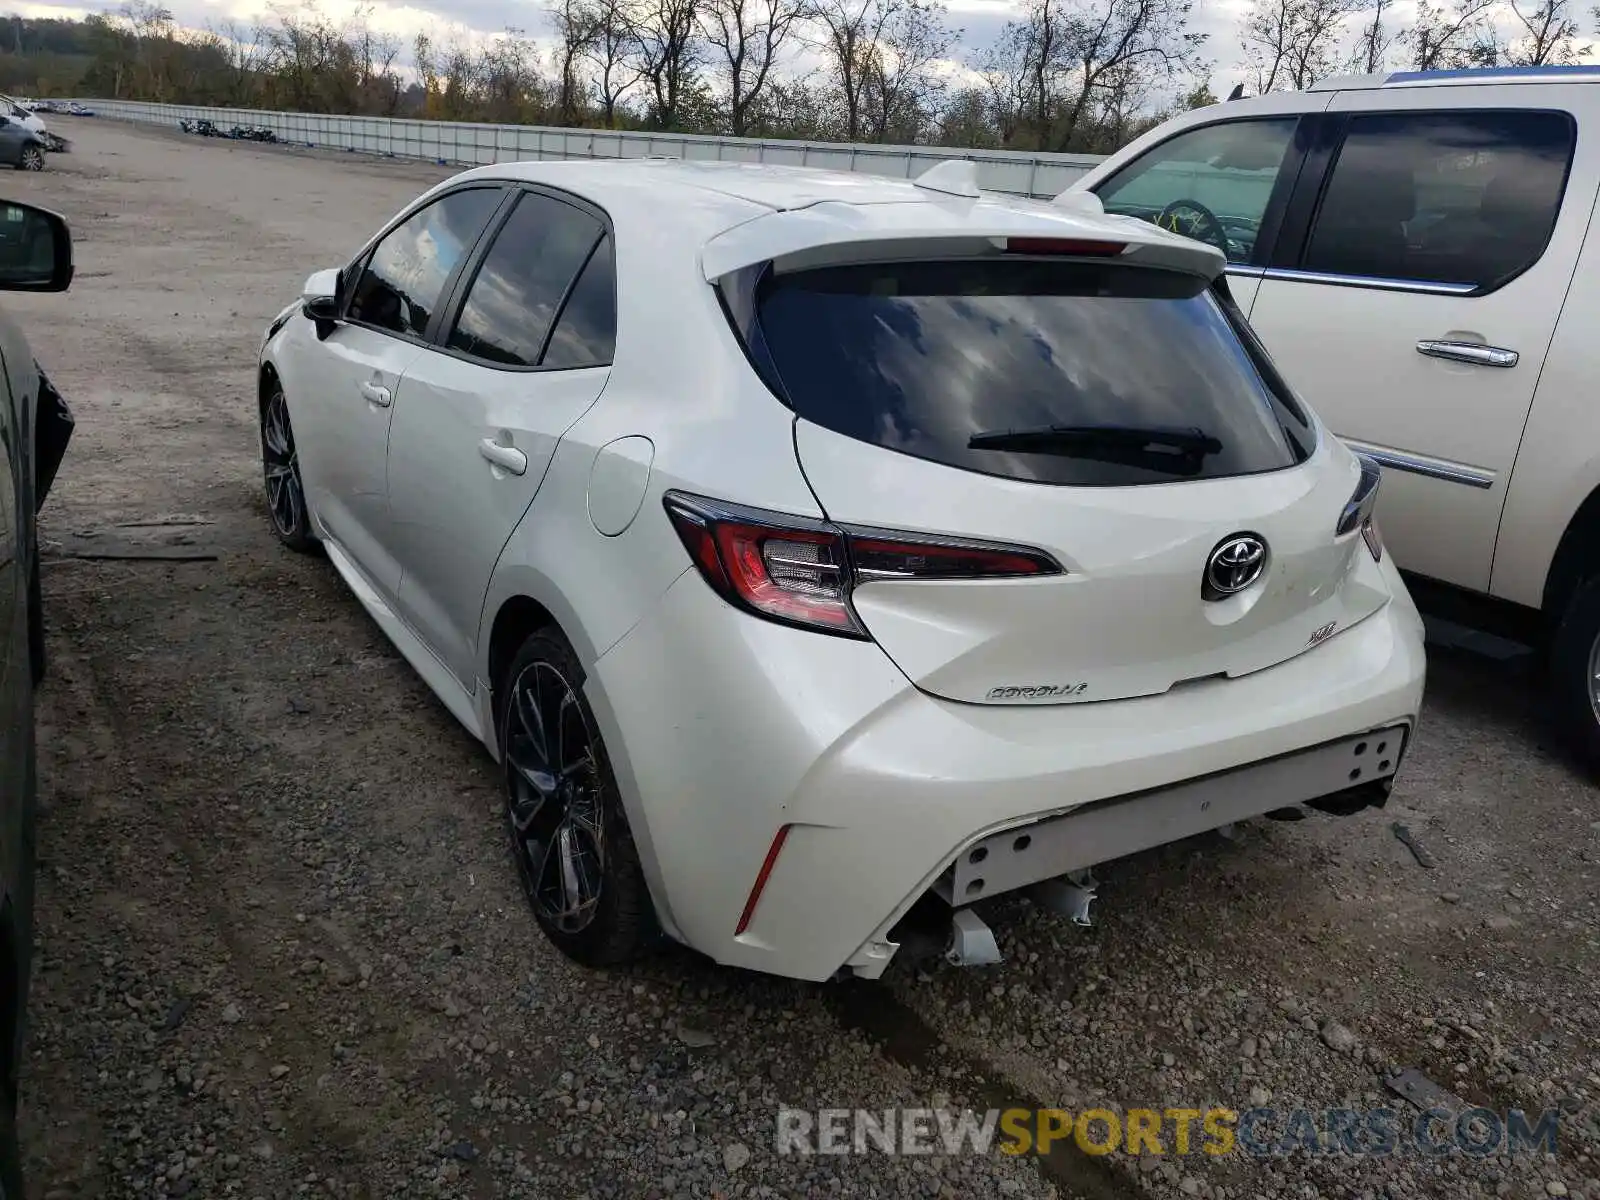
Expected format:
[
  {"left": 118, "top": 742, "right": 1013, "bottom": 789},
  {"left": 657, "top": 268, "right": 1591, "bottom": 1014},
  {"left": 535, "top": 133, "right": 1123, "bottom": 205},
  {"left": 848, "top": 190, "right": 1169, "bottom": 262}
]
[
  {"left": 1269, "top": 105, "right": 1578, "bottom": 299},
  {"left": 337, "top": 182, "right": 514, "bottom": 349},
  {"left": 428, "top": 182, "right": 618, "bottom": 375},
  {"left": 1090, "top": 113, "right": 1314, "bottom": 270}
]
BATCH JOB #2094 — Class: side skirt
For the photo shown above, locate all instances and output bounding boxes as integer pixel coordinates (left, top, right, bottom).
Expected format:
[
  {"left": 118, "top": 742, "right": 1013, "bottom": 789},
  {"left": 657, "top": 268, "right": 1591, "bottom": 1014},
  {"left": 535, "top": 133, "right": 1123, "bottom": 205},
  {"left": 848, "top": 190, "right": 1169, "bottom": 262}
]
[{"left": 321, "top": 536, "right": 486, "bottom": 745}]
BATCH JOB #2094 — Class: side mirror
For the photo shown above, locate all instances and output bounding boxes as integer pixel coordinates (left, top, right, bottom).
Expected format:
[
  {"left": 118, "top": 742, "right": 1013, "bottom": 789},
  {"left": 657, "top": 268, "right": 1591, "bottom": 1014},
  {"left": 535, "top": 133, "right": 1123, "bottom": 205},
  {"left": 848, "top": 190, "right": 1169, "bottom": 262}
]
[
  {"left": 300, "top": 267, "right": 341, "bottom": 340},
  {"left": 0, "top": 200, "right": 72, "bottom": 292}
]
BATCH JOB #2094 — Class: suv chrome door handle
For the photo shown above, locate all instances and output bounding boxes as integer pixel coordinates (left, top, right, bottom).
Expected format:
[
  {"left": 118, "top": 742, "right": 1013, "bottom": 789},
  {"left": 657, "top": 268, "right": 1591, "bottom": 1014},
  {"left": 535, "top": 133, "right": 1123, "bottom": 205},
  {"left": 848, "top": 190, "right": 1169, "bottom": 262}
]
[
  {"left": 478, "top": 438, "right": 528, "bottom": 476},
  {"left": 360, "top": 381, "right": 392, "bottom": 406},
  {"left": 1416, "top": 339, "right": 1519, "bottom": 369}
]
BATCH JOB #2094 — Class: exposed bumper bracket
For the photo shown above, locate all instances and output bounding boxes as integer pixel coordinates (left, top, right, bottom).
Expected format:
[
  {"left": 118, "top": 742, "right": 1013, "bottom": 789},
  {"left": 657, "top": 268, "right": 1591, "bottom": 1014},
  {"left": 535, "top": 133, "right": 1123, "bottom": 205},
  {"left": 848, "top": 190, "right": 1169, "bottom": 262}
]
[
  {"left": 946, "top": 908, "right": 1002, "bottom": 967},
  {"left": 1029, "top": 869, "right": 1098, "bottom": 927}
]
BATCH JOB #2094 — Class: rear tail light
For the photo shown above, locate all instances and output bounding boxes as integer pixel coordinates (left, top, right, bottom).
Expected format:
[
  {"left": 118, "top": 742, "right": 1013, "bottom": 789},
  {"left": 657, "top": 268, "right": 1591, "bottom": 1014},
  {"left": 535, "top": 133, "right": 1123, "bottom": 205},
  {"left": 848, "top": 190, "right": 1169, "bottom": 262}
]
[
  {"left": 1337, "top": 453, "right": 1383, "bottom": 562},
  {"left": 664, "top": 491, "right": 1062, "bottom": 637}
]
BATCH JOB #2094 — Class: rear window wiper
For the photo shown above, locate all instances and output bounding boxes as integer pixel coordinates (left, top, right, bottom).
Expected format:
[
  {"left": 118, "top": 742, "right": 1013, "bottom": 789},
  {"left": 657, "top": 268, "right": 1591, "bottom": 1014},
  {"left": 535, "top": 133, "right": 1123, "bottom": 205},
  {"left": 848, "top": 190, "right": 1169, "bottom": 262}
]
[{"left": 968, "top": 423, "right": 1224, "bottom": 456}]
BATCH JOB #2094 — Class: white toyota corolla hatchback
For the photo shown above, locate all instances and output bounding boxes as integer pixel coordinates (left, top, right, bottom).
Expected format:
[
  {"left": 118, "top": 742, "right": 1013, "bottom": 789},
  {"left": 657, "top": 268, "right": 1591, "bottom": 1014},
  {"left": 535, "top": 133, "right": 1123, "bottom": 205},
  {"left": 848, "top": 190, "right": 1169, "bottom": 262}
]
[{"left": 257, "top": 157, "right": 1427, "bottom": 982}]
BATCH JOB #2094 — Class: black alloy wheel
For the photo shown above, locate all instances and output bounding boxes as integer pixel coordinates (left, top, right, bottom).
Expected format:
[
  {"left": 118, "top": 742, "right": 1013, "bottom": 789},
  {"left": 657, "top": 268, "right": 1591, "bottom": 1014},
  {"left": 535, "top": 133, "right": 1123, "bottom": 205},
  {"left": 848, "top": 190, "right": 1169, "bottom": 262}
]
[
  {"left": 260, "top": 384, "right": 315, "bottom": 552},
  {"left": 499, "top": 629, "right": 652, "bottom": 966}
]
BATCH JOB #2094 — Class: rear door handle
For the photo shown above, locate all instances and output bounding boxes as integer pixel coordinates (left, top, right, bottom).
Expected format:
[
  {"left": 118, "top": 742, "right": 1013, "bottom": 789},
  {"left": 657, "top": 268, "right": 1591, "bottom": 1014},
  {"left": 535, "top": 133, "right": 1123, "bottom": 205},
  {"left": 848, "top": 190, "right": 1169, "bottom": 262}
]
[
  {"left": 360, "top": 381, "right": 392, "bottom": 407},
  {"left": 1416, "top": 339, "right": 1519, "bottom": 369},
  {"left": 478, "top": 439, "right": 528, "bottom": 476}
]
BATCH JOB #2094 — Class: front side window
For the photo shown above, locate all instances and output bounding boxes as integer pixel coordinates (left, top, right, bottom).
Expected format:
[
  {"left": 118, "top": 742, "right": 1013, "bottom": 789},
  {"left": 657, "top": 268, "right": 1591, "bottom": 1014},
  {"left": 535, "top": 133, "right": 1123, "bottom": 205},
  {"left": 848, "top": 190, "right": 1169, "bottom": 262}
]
[
  {"left": 347, "top": 187, "right": 503, "bottom": 339},
  {"left": 1095, "top": 119, "right": 1300, "bottom": 265},
  {"left": 448, "top": 192, "right": 605, "bottom": 368},
  {"left": 1302, "top": 109, "right": 1574, "bottom": 289},
  {"left": 744, "top": 258, "right": 1312, "bottom": 488}
]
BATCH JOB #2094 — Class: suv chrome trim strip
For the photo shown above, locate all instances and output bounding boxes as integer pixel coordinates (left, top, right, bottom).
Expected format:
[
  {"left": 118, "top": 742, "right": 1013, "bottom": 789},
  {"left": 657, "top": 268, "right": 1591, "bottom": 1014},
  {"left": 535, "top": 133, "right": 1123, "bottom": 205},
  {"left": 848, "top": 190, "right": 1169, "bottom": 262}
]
[
  {"left": 1341, "top": 440, "right": 1496, "bottom": 489},
  {"left": 1257, "top": 267, "right": 1478, "bottom": 295}
]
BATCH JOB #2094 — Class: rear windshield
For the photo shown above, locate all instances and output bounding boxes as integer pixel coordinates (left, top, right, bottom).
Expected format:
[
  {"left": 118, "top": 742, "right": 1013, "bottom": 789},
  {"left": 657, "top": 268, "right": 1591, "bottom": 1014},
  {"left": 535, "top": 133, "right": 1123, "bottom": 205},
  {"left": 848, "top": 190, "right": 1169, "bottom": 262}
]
[{"left": 733, "top": 258, "right": 1313, "bottom": 487}]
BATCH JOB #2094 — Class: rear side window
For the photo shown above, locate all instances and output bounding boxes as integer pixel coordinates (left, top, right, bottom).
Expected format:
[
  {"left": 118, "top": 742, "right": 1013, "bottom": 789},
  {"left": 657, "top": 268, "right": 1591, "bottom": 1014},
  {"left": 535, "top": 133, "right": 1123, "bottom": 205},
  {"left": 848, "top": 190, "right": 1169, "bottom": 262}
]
[
  {"left": 448, "top": 192, "right": 605, "bottom": 368},
  {"left": 745, "top": 259, "right": 1312, "bottom": 487},
  {"left": 541, "top": 234, "right": 617, "bottom": 369},
  {"left": 348, "top": 187, "right": 502, "bottom": 339},
  {"left": 1303, "top": 110, "right": 1574, "bottom": 289}
]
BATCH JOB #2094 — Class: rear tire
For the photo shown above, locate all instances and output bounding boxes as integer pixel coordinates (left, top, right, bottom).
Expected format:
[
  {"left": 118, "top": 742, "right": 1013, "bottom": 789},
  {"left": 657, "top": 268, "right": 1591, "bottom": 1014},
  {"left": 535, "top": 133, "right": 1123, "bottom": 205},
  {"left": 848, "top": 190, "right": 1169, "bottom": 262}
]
[
  {"left": 26, "top": 543, "right": 43, "bottom": 687},
  {"left": 1550, "top": 574, "right": 1600, "bottom": 776},
  {"left": 497, "top": 628, "right": 653, "bottom": 967}
]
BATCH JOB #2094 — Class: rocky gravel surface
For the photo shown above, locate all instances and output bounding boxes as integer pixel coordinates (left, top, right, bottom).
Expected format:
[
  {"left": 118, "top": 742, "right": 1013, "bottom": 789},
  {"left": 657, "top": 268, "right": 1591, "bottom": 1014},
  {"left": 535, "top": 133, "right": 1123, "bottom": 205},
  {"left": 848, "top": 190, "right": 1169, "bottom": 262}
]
[{"left": 6, "top": 117, "right": 1598, "bottom": 1199}]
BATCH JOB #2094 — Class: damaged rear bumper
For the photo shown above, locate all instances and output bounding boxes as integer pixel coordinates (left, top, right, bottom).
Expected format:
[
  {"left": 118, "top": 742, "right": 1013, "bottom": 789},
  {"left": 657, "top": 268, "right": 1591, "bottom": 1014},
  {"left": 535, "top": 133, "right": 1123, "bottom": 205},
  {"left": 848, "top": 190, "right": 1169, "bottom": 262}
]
[{"left": 935, "top": 724, "right": 1406, "bottom": 908}]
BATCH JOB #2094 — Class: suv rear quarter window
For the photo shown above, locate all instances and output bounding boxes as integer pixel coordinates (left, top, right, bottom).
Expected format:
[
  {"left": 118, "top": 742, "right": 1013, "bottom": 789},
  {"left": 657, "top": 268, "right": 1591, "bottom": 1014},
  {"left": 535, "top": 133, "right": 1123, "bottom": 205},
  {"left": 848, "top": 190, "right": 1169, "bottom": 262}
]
[{"left": 1302, "top": 109, "right": 1575, "bottom": 290}]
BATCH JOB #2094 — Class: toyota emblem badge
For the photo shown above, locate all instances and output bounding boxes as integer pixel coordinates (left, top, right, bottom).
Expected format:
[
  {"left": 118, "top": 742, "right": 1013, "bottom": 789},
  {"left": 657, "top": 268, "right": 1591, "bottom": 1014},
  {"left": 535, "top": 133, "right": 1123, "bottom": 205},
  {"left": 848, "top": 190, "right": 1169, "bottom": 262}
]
[{"left": 1204, "top": 533, "right": 1268, "bottom": 600}]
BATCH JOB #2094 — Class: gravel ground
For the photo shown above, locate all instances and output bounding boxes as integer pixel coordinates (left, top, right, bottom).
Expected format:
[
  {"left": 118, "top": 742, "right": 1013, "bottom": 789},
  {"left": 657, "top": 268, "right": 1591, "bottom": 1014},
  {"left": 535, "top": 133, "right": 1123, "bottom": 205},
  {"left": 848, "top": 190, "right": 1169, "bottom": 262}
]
[{"left": 5, "top": 116, "right": 1598, "bottom": 1200}]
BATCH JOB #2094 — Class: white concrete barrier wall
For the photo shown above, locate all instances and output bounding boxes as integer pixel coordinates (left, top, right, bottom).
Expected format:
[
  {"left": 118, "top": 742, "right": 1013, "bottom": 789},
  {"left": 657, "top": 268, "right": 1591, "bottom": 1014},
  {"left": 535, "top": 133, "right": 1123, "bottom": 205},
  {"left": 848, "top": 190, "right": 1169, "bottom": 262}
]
[{"left": 66, "top": 99, "right": 1107, "bottom": 198}]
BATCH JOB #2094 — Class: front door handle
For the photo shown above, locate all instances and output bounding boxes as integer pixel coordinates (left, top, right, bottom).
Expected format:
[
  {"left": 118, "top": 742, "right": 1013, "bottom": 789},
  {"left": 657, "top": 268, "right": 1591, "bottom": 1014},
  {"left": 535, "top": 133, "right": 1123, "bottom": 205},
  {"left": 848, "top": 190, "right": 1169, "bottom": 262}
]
[
  {"left": 1416, "top": 339, "right": 1519, "bottom": 369},
  {"left": 478, "top": 438, "right": 528, "bottom": 476},
  {"left": 360, "top": 381, "right": 392, "bottom": 407}
]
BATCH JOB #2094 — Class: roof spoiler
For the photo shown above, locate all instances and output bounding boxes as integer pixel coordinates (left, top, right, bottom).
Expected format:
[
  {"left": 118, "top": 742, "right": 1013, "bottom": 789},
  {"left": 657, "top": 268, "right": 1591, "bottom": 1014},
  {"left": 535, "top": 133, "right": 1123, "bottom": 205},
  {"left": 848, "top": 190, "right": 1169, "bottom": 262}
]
[{"left": 700, "top": 207, "right": 1227, "bottom": 284}]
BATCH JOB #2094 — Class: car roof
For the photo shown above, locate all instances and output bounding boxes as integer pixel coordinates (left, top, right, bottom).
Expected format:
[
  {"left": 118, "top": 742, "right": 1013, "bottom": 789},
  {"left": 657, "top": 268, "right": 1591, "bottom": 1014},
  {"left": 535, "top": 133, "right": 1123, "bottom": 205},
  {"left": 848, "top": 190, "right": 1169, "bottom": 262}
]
[{"left": 449, "top": 158, "right": 1226, "bottom": 282}]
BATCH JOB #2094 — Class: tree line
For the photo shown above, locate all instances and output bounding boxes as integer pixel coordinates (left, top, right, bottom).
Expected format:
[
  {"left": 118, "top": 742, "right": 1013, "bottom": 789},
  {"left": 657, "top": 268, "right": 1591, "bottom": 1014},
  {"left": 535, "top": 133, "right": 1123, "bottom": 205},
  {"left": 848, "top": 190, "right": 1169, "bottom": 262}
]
[{"left": 0, "top": 0, "right": 1591, "bottom": 155}]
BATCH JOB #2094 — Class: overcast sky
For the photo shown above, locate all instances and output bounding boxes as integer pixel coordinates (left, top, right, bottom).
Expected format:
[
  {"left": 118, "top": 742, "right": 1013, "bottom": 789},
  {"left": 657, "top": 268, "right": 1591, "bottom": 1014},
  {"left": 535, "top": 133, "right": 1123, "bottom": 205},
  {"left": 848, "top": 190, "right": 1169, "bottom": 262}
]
[
  {"left": 5, "top": 0, "right": 1276, "bottom": 96},
  {"left": 8, "top": 0, "right": 1598, "bottom": 103}
]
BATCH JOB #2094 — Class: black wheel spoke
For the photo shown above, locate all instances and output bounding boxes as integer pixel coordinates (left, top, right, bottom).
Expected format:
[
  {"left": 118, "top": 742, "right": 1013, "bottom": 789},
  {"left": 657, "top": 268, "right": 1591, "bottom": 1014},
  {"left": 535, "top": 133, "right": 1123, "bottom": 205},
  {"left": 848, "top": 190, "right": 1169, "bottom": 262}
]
[
  {"left": 504, "top": 657, "right": 606, "bottom": 935},
  {"left": 262, "top": 391, "right": 306, "bottom": 539}
]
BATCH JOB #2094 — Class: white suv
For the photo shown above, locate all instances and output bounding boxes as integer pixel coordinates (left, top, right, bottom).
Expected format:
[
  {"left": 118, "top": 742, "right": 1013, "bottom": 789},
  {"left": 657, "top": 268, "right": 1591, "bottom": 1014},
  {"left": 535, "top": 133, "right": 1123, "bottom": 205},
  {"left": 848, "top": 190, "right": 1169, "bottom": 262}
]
[
  {"left": 1074, "top": 64, "right": 1600, "bottom": 770},
  {"left": 258, "top": 159, "right": 1425, "bottom": 981}
]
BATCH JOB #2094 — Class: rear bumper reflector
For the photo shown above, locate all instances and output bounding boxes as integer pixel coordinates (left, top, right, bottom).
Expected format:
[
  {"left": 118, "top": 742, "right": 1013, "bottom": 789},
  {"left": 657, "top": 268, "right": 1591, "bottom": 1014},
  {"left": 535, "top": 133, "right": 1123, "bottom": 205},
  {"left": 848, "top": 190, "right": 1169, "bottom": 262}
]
[{"left": 734, "top": 824, "right": 792, "bottom": 936}]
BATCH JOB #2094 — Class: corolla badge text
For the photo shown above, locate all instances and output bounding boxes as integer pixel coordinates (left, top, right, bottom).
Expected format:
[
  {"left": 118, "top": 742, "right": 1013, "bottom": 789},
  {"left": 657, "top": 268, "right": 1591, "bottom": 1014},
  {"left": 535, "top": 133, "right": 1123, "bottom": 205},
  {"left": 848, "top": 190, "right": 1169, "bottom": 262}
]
[{"left": 987, "top": 683, "right": 1089, "bottom": 701}]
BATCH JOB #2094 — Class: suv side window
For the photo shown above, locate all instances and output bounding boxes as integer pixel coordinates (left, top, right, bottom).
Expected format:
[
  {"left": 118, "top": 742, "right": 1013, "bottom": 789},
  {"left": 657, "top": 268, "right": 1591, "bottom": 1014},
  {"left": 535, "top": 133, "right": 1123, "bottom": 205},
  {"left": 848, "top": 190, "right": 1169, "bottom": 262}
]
[
  {"left": 347, "top": 187, "right": 503, "bottom": 339},
  {"left": 1095, "top": 118, "right": 1300, "bottom": 266},
  {"left": 447, "top": 192, "right": 606, "bottom": 369},
  {"left": 1302, "top": 110, "right": 1574, "bottom": 290}
]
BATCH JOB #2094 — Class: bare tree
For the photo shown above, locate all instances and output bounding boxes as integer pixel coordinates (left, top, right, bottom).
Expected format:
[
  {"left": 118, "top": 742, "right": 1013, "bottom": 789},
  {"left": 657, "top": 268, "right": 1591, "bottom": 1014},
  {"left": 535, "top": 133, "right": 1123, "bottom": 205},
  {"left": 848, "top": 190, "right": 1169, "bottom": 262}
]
[
  {"left": 1241, "top": 0, "right": 1354, "bottom": 93},
  {"left": 477, "top": 29, "right": 551, "bottom": 123},
  {"left": 700, "top": 0, "right": 806, "bottom": 136},
  {"left": 811, "top": 0, "right": 897, "bottom": 141},
  {"left": 973, "top": 8, "right": 1054, "bottom": 147},
  {"left": 1406, "top": 0, "right": 1500, "bottom": 70},
  {"left": 1348, "top": 0, "right": 1401, "bottom": 72},
  {"left": 549, "top": 0, "right": 601, "bottom": 123},
  {"left": 979, "top": 0, "right": 1201, "bottom": 152},
  {"left": 1505, "top": 0, "right": 1580, "bottom": 63},
  {"left": 1050, "top": 0, "right": 1204, "bottom": 152},
  {"left": 861, "top": 0, "right": 958, "bottom": 142},
  {"left": 633, "top": 0, "right": 703, "bottom": 128},
  {"left": 938, "top": 86, "right": 1002, "bottom": 146},
  {"left": 580, "top": 0, "right": 645, "bottom": 126},
  {"left": 202, "top": 18, "right": 265, "bottom": 105}
]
